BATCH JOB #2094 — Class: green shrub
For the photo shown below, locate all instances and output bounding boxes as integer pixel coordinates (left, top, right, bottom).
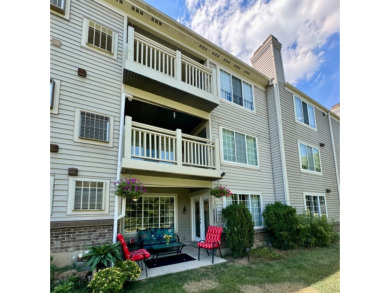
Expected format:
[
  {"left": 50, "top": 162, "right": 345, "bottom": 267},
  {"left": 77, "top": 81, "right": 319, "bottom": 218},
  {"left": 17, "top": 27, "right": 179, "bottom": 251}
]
[
  {"left": 116, "top": 260, "right": 141, "bottom": 281},
  {"left": 262, "top": 202, "right": 299, "bottom": 249},
  {"left": 222, "top": 204, "right": 254, "bottom": 257},
  {"left": 296, "top": 213, "right": 337, "bottom": 247},
  {"left": 88, "top": 267, "right": 126, "bottom": 293},
  {"left": 83, "top": 242, "right": 122, "bottom": 272},
  {"left": 52, "top": 280, "right": 75, "bottom": 293}
]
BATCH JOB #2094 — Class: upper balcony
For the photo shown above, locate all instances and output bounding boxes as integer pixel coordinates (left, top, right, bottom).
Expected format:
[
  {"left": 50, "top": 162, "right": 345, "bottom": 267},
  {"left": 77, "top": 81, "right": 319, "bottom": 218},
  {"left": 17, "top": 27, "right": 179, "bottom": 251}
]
[
  {"left": 121, "top": 116, "right": 221, "bottom": 181},
  {"left": 123, "top": 26, "right": 219, "bottom": 112}
]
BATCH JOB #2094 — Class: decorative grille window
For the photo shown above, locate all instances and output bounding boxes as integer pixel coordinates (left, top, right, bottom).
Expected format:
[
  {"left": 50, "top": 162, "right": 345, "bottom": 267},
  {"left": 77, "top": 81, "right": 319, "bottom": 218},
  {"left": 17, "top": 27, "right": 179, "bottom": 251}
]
[
  {"left": 87, "top": 20, "right": 114, "bottom": 53},
  {"left": 125, "top": 196, "right": 175, "bottom": 233},
  {"left": 74, "top": 181, "right": 104, "bottom": 210},
  {"left": 79, "top": 111, "right": 110, "bottom": 142},
  {"left": 226, "top": 193, "right": 263, "bottom": 227},
  {"left": 50, "top": 0, "right": 66, "bottom": 14},
  {"left": 305, "top": 195, "right": 327, "bottom": 217}
]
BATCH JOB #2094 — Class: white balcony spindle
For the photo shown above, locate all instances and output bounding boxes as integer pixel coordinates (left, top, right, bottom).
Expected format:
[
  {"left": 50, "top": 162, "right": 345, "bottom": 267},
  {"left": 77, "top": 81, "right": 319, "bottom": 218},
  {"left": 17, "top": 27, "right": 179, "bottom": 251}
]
[{"left": 176, "top": 129, "right": 182, "bottom": 166}]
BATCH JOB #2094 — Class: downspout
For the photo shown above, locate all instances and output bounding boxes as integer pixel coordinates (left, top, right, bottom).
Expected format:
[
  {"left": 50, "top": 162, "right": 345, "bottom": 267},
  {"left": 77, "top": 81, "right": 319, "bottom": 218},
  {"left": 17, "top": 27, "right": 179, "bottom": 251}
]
[
  {"left": 272, "top": 79, "right": 290, "bottom": 205},
  {"left": 113, "top": 91, "right": 126, "bottom": 243},
  {"left": 328, "top": 113, "right": 340, "bottom": 202}
]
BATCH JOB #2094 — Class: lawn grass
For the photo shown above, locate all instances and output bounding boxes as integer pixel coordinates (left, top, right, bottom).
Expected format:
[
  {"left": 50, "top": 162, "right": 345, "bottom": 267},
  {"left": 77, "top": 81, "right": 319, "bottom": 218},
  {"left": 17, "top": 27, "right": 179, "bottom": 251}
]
[{"left": 122, "top": 241, "right": 340, "bottom": 293}]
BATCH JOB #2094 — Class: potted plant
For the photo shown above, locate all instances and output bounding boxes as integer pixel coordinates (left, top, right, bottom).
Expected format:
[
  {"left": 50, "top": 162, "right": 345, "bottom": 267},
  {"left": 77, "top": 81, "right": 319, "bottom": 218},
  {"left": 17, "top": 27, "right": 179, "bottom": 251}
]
[
  {"left": 210, "top": 185, "right": 233, "bottom": 198},
  {"left": 114, "top": 178, "right": 147, "bottom": 201},
  {"left": 82, "top": 242, "right": 123, "bottom": 273}
]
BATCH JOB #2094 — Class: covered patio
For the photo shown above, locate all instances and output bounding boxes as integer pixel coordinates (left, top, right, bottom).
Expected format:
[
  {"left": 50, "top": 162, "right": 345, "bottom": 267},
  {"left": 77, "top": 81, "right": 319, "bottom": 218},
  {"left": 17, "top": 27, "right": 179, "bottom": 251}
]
[{"left": 138, "top": 242, "right": 227, "bottom": 280}]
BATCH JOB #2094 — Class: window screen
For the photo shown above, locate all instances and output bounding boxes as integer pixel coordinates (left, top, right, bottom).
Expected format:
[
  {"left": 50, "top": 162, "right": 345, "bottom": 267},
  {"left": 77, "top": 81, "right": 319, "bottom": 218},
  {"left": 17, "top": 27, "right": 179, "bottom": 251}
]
[{"left": 79, "top": 111, "right": 110, "bottom": 142}]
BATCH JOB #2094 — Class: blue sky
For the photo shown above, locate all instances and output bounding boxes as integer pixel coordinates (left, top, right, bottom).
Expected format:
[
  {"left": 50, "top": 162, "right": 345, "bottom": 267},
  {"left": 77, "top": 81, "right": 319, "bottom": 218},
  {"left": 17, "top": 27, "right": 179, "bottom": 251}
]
[{"left": 143, "top": 0, "right": 340, "bottom": 110}]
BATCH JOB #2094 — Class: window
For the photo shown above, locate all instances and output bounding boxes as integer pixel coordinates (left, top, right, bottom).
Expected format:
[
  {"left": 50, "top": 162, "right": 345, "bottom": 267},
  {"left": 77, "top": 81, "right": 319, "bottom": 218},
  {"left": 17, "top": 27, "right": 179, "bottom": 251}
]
[
  {"left": 124, "top": 196, "right": 176, "bottom": 233},
  {"left": 50, "top": 79, "right": 55, "bottom": 109},
  {"left": 73, "top": 109, "right": 114, "bottom": 147},
  {"left": 67, "top": 178, "right": 110, "bottom": 215},
  {"left": 50, "top": 0, "right": 70, "bottom": 19},
  {"left": 50, "top": 0, "right": 65, "bottom": 14},
  {"left": 79, "top": 111, "right": 110, "bottom": 142},
  {"left": 294, "top": 96, "right": 316, "bottom": 129},
  {"left": 299, "top": 142, "right": 321, "bottom": 174},
  {"left": 222, "top": 128, "right": 258, "bottom": 166},
  {"left": 304, "top": 194, "right": 327, "bottom": 217},
  {"left": 226, "top": 193, "right": 263, "bottom": 227},
  {"left": 82, "top": 19, "right": 118, "bottom": 58},
  {"left": 220, "top": 69, "right": 254, "bottom": 110},
  {"left": 50, "top": 78, "right": 60, "bottom": 114}
]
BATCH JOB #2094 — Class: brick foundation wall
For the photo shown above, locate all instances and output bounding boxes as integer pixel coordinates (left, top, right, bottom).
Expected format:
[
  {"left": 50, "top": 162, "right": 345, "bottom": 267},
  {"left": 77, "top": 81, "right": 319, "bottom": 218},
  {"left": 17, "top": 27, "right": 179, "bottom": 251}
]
[
  {"left": 50, "top": 220, "right": 119, "bottom": 253},
  {"left": 220, "top": 229, "right": 271, "bottom": 249}
]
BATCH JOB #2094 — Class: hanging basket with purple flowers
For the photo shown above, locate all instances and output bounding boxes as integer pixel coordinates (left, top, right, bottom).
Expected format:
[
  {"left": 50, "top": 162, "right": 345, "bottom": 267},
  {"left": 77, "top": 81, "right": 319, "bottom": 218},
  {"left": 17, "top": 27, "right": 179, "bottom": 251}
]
[
  {"left": 114, "top": 178, "right": 147, "bottom": 201},
  {"left": 210, "top": 185, "right": 233, "bottom": 198}
]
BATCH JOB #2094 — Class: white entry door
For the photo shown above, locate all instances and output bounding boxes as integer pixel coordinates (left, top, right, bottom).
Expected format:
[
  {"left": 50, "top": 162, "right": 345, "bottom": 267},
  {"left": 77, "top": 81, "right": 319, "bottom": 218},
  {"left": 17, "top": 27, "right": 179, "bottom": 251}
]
[{"left": 192, "top": 195, "right": 210, "bottom": 242}]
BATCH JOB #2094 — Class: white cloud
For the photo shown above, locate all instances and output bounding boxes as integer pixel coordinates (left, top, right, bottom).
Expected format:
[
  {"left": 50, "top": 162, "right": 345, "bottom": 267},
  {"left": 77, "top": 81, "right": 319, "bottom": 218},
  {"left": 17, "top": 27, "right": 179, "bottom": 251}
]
[{"left": 182, "top": 0, "right": 339, "bottom": 85}]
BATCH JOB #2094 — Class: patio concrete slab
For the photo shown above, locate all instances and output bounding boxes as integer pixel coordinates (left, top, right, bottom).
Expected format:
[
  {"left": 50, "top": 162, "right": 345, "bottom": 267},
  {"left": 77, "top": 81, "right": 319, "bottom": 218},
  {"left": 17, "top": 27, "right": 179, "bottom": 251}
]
[{"left": 138, "top": 243, "right": 227, "bottom": 280}]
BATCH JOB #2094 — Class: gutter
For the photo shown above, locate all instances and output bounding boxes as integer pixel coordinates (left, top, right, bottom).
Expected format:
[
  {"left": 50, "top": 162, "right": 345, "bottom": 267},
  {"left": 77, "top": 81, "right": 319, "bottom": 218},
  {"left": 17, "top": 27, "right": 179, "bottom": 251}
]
[
  {"left": 328, "top": 113, "right": 340, "bottom": 202},
  {"left": 112, "top": 92, "right": 127, "bottom": 243},
  {"left": 272, "top": 79, "right": 290, "bottom": 205}
]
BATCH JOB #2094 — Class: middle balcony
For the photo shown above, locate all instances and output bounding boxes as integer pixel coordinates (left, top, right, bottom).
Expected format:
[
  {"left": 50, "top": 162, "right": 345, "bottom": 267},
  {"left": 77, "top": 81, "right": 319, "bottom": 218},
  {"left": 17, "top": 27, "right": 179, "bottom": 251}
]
[
  {"left": 122, "top": 116, "right": 221, "bottom": 181},
  {"left": 124, "top": 26, "right": 219, "bottom": 112}
]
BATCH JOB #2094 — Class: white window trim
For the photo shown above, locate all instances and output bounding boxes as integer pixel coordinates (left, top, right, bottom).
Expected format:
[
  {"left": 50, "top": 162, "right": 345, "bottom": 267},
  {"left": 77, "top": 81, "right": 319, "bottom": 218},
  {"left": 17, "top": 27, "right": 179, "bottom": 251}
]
[
  {"left": 293, "top": 94, "right": 317, "bottom": 131},
  {"left": 222, "top": 192, "right": 264, "bottom": 229},
  {"left": 81, "top": 18, "right": 118, "bottom": 59},
  {"left": 67, "top": 177, "right": 111, "bottom": 216},
  {"left": 219, "top": 126, "right": 260, "bottom": 169},
  {"left": 123, "top": 193, "right": 178, "bottom": 235},
  {"left": 50, "top": 0, "right": 71, "bottom": 20},
  {"left": 50, "top": 78, "right": 60, "bottom": 114},
  {"left": 73, "top": 108, "right": 114, "bottom": 147},
  {"left": 303, "top": 192, "right": 328, "bottom": 218},
  {"left": 297, "top": 140, "right": 322, "bottom": 175},
  {"left": 50, "top": 175, "right": 55, "bottom": 216},
  {"left": 217, "top": 65, "right": 256, "bottom": 113}
]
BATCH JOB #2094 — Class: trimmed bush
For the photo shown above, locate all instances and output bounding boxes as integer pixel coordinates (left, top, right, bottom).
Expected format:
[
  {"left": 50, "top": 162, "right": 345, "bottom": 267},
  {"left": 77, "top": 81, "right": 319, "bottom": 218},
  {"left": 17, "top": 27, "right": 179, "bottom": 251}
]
[
  {"left": 222, "top": 204, "right": 254, "bottom": 257},
  {"left": 296, "top": 213, "right": 337, "bottom": 247},
  {"left": 262, "top": 202, "right": 299, "bottom": 249}
]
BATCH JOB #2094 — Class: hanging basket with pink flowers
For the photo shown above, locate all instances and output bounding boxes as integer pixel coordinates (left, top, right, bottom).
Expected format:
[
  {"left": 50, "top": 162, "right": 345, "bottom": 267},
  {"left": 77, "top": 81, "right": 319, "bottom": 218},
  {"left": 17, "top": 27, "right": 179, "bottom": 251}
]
[
  {"left": 210, "top": 185, "right": 233, "bottom": 198},
  {"left": 114, "top": 178, "right": 147, "bottom": 201}
]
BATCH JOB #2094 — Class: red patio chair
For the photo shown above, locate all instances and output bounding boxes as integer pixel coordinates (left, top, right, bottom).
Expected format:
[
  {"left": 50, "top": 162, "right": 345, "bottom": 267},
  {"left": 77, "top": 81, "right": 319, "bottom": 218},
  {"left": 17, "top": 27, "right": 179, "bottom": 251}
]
[
  {"left": 117, "top": 233, "right": 150, "bottom": 277},
  {"left": 197, "top": 226, "right": 223, "bottom": 264}
]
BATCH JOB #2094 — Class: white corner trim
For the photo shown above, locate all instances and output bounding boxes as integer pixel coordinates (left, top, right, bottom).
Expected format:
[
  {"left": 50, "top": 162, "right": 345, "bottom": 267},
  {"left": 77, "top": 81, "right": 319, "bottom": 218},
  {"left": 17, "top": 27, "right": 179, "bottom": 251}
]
[
  {"left": 272, "top": 80, "right": 290, "bottom": 205},
  {"left": 328, "top": 113, "right": 340, "bottom": 200}
]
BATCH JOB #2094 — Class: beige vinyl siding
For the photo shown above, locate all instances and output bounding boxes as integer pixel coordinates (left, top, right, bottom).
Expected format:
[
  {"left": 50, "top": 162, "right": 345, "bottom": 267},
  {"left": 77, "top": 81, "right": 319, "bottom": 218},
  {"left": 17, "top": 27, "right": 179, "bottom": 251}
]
[
  {"left": 50, "top": 0, "right": 124, "bottom": 221},
  {"left": 251, "top": 42, "right": 275, "bottom": 80},
  {"left": 331, "top": 117, "right": 340, "bottom": 179},
  {"left": 279, "top": 88, "right": 340, "bottom": 221},
  {"left": 210, "top": 64, "right": 275, "bottom": 215}
]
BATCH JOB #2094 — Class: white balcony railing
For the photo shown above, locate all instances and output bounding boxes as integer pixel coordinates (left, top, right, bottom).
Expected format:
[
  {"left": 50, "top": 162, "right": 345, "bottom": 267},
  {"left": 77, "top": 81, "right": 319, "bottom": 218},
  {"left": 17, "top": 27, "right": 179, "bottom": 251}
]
[
  {"left": 133, "top": 32, "right": 176, "bottom": 79},
  {"left": 124, "top": 117, "right": 220, "bottom": 172},
  {"left": 127, "top": 27, "right": 217, "bottom": 98}
]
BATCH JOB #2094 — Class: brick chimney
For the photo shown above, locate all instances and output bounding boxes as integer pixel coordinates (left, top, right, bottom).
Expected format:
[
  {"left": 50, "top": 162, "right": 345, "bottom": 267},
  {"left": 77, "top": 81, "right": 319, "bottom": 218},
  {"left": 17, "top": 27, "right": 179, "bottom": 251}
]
[{"left": 331, "top": 103, "right": 340, "bottom": 117}]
